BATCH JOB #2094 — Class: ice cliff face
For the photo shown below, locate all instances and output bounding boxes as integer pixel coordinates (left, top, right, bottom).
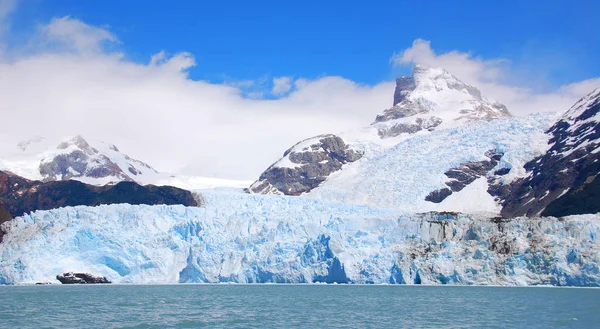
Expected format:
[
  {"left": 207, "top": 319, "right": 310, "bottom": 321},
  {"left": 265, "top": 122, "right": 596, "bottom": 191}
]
[{"left": 0, "top": 192, "right": 598, "bottom": 286}]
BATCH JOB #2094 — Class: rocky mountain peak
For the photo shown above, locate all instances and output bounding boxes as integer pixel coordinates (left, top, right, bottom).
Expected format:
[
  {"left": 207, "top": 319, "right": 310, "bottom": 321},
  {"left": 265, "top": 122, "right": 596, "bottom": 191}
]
[
  {"left": 374, "top": 65, "right": 510, "bottom": 138},
  {"left": 56, "top": 135, "right": 97, "bottom": 155},
  {"left": 411, "top": 64, "right": 484, "bottom": 101},
  {"left": 38, "top": 135, "right": 157, "bottom": 184},
  {"left": 249, "top": 134, "right": 362, "bottom": 195}
]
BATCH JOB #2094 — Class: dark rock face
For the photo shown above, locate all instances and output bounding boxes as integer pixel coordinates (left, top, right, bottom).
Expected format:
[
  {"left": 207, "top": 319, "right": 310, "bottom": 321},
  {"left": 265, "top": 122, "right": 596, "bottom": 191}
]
[
  {"left": 393, "top": 76, "right": 416, "bottom": 106},
  {"left": 499, "top": 88, "right": 600, "bottom": 218},
  {"left": 56, "top": 272, "right": 111, "bottom": 284},
  {"left": 425, "top": 150, "right": 504, "bottom": 203},
  {"left": 0, "top": 203, "right": 11, "bottom": 242},
  {"left": 0, "top": 170, "right": 198, "bottom": 241},
  {"left": 374, "top": 99, "right": 431, "bottom": 123},
  {"left": 250, "top": 135, "right": 362, "bottom": 195},
  {"left": 424, "top": 188, "right": 452, "bottom": 203}
]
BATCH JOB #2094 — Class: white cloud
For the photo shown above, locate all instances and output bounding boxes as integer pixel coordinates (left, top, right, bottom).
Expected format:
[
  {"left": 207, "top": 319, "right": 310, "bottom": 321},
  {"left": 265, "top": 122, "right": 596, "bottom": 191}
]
[
  {"left": 391, "top": 39, "right": 600, "bottom": 116},
  {"left": 271, "top": 76, "right": 292, "bottom": 96},
  {"left": 0, "top": 18, "right": 393, "bottom": 180},
  {"left": 39, "top": 16, "right": 118, "bottom": 54}
]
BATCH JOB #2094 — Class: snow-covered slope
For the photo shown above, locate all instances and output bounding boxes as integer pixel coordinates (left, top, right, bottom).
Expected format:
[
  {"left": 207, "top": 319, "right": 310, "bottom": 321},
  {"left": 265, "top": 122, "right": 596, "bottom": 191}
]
[
  {"left": 1, "top": 192, "right": 598, "bottom": 286},
  {"left": 0, "top": 135, "right": 251, "bottom": 190},
  {"left": 250, "top": 65, "right": 517, "bottom": 201},
  {"left": 306, "top": 113, "right": 556, "bottom": 213}
]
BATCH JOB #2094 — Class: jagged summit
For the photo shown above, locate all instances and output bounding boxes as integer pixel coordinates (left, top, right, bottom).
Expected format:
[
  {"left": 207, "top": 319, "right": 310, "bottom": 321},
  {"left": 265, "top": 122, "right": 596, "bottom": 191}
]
[
  {"left": 39, "top": 135, "right": 158, "bottom": 185},
  {"left": 250, "top": 65, "right": 518, "bottom": 197},
  {"left": 374, "top": 65, "right": 510, "bottom": 138},
  {"left": 0, "top": 135, "right": 252, "bottom": 190}
]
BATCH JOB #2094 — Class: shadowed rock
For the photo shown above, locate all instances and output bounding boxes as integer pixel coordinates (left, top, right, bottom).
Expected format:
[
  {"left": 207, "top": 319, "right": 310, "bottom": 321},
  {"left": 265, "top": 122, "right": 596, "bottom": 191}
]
[
  {"left": 249, "top": 135, "right": 362, "bottom": 195},
  {"left": 425, "top": 150, "right": 504, "bottom": 203},
  {"left": 56, "top": 272, "right": 111, "bottom": 284},
  {"left": 497, "top": 88, "right": 600, "bottom": 217}
]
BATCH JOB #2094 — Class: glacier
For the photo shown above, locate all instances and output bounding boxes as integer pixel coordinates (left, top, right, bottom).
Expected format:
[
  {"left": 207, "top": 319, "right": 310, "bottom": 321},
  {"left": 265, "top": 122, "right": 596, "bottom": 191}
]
[
  {"left": 1, "top": 191, "right": 598, "bottom": 286},
  {"left": 307, "top": 113, "right": 559, "bottom": 213}
]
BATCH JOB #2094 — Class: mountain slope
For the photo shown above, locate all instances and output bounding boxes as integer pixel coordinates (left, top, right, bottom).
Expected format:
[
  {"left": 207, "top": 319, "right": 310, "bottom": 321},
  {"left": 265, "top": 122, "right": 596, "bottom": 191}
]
[
  {"left": 499, "top": 88, "right": 600, "bottom": 217},
  {"left": 0, "top": 135, "right": 251, "bottom": 190},
  {"left": 251, "top": 65, "right": 513, "bottom": 197},
  {"left": 306, "top": 114, "right": 555, "bottom": 213}
]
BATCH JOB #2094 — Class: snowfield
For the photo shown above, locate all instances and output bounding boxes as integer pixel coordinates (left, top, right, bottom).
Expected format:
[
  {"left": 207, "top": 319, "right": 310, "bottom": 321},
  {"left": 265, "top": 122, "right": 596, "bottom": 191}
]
[
  {"left": 1, "top": 191, "right": 598, "bottom": 286},
  {"left": 306, "top": 113, "right": 558, "bottom": 213}
]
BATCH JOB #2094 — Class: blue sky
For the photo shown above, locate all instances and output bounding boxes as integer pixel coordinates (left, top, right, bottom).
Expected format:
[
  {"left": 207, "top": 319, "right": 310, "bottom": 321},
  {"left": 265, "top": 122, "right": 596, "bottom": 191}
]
[{"left": 7, "top": 0, "right": 600, "bottom": 89}]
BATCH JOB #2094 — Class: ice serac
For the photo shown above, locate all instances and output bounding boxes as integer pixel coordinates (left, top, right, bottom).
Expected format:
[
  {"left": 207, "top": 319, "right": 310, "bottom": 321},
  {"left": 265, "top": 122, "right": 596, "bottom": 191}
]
[
  {"left": 249, "top": 134, "right": 362, "bottom": 195},
  {"left": 373, "top": 65, "right": 511, "bottom": 138},
  {"left": 0, "top": 192, "right": 598, "bottom": 286},
  {"left": 498, "top": 88, "right": 600, "bottom": 217}
]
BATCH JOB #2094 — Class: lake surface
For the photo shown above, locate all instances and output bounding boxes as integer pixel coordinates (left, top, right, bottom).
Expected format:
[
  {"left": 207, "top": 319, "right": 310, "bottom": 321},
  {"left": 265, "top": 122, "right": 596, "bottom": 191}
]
[{"left": 0, "top": 285, "right": 598, "bottom": 328}]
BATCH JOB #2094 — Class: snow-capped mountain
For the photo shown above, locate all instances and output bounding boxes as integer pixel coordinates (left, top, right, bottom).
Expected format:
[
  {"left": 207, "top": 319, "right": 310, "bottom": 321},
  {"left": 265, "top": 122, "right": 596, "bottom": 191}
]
[
  {"left": 40, "top": 135, "right": 158, "bottom": 185},
  {"left": 306, "top": 114, "right": 555, "bottom": 214},
  {"left": 373, "top": 64, "right": 510, "bottom": 138},
  {"left": 0, "top": 135, "right": 251, "bottom": 190},
  {"left": 249, "top": 134, "right": 363, "bottom": 195},
  {"left": 250, "top": 65, "right": 537, "bottom": 214},
  {"left": 1, "top": 67, "right": 599, "bottom": 287},
  {"left": 499, "top": 88, "right": 600, "bottom": 217},
  {"left": 0, "top": 135, "right": 157, "bottom": 185}
]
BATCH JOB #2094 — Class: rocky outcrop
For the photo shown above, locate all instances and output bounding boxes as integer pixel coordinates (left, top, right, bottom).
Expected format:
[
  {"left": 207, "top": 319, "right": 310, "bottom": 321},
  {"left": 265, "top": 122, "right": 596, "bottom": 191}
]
[
  {"left": 498, "top": 88, "right": 600, "bottom": 218},
  {"left": 56, "top": 272, "right": 111, "bottom": 284},
  {"left": 425, "top": 150, "right": 503, "bottom": 203},
  {"left": 0, "top": 170, "right": 199, "bottom": 241},
  {"left": 249, "top": 135, "right": 362, "bottom": 195},
  {"left": 376, "top": 115, "right": 443, "bottom": 138},
  {"left": 373, "top": 65, "right": 510, "bottom": 139},
  {"left": 0, "top": 203, "right": 11, "bottom": 242},
  {"left": 393, "top": 76, "right": 416, "bottom": 106}
]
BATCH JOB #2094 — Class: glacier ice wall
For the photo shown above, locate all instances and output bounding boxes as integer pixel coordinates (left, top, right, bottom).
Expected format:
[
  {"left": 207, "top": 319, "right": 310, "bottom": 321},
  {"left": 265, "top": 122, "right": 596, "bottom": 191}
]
[{"left": 1, "top": 192, "right": 598, "bottom": 286}]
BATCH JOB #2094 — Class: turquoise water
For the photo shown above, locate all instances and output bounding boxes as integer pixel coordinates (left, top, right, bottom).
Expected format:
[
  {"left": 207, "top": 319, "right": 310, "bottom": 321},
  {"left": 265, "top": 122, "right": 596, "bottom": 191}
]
[{"left": 0, "top": 285, "right": 598, "bottom": 328}]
